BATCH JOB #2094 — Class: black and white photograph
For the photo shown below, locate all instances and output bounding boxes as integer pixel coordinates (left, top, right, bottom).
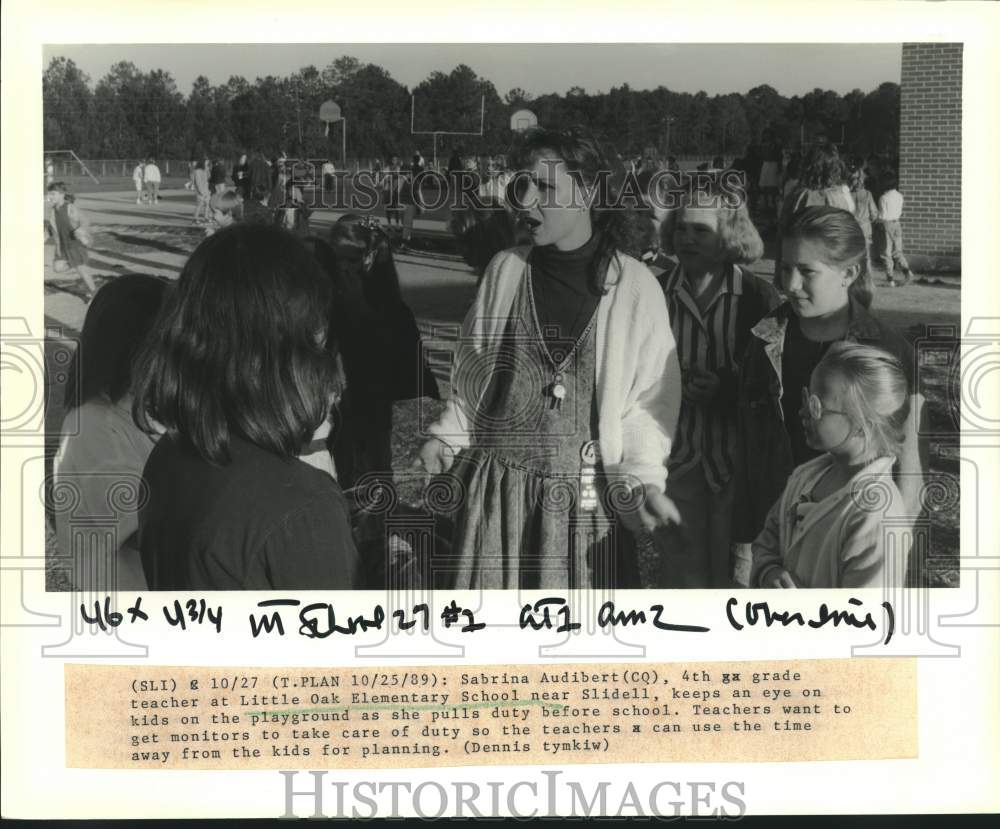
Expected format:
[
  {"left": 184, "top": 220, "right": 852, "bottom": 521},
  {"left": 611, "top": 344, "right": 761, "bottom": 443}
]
[
  {"left": 39, "top": 42, "right": 962, "bottom": 592},
  {"left": 3, "top": 3, "right": 999, "bottom": 820}
]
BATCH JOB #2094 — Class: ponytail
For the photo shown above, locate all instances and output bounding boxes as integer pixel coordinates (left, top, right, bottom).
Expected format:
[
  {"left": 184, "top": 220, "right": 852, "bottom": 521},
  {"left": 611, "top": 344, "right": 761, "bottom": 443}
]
[{"left": 784, "top": 206, "right": 875, "bottom": 308}]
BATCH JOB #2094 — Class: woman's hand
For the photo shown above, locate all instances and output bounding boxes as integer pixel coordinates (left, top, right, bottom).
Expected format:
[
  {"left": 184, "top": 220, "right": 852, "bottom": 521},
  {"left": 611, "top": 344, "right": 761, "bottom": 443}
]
[
  {"left": 682, "top": 367, "right": 721, "bottom": 405},
  {"left": 619, "top": 484, "right": 681, "bottom": 535},
  {"left": 764, "top": 567, "right": 798, "bottom": 589},
  {"left": 418, "top": 436, "right": 456, "bottom": 476}
]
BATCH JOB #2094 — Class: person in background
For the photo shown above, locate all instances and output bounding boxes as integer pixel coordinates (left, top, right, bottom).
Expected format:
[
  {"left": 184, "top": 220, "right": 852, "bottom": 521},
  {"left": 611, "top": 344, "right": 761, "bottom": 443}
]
[
  {"left": 397, "top": 166, "right": 421, "bottom": 252},
  {"left": 241, "top": 183, "right": 274, "bottom": 225},
  {"left": 133, "top": 224, "right": 358, "bottom": 590},
  {"left": 447, "top": 149, "right": 463, "bottom": 179},
  {"left": 449, "top": 195, "right": 522, "bottom": 284},
  {"left": 54, "top": 275, "right": 168, "bottom": 591},
  {"left": 205, "top": 191, "right": 240, "bottom": 236},
  {"left": 321, "top": 158, "right": 336, "bottom": 192},
  {"left": 782, "top": 151, "right": 802, "bottom": 200},
  {"left": 276, "top": 176, "right": 310, "bottom": 236},
  {"left": 132, "top": 160, "right": 145, "bottom": 204},
  {"left": 232, "top": 152, "right": 251, "bottom": 200},
  {"left": 143, "top": 158, "right": 162, "bottom": 204},
  {"left": 209, "top": 157, "right": 228, "bottom": 194},
  {"left": 750, "top": 343, "right": 912, "bottom": 588},
  {"left": 864, "top": 154, "right": 884, "bottom": 201},
  {"left": 46, "top": 157, "right": 55, "bottom": 187},
  {"left": 655, "top": 176, "right": 779, "bottom": 588},
  {"left": 248, "top": 149, "right": 271, "bottom": 197},
  {"left": 382, "top": 155, "right": 404, "bottom": 232},
  {"left": 46, "top": 182, "right": 99, "bottom": 300},
  {"left": 758, "top": 129, "right": 783, "bottom": 212},
  {"left": 192, "top": 159, "right": 211, "bottom": 225},
  {"left": 733, "top": 207, "right": 927, "bottom": 573},
  {"left": 781, "top": 143, "right": 854, "bottom": 223},
  {"left": 875, "top": 172, "right": 916, "bottom": 288},
  {"left": 776, "top": 143, "right": 854, "bottom": 279},
  {"left": 848, "top": 163, "right": 879, "bottom": 276}
]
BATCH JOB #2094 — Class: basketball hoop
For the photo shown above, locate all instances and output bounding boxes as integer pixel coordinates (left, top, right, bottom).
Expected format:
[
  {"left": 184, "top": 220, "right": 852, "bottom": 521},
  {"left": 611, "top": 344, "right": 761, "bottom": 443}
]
[
  {"left": 319, "top": 100, "right": 346, "bottom": 164},
  {"left": 510, "top": 109, "right": 538, "bottom": 132},
  {"left": 319, "top": 100, "right": 342, "bottom": 135}
]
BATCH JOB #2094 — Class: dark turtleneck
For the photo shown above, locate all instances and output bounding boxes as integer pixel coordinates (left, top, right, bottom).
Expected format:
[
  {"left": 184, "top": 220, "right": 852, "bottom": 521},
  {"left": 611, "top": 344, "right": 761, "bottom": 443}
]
[{"left": 529, "top": 231, "right": 603, "bottom": 347}]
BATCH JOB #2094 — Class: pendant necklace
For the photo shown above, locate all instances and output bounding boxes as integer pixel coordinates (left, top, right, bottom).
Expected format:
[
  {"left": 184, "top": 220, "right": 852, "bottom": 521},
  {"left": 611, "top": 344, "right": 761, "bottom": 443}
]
[{"left": 526, "top": 265, "right": 599, "bottom": 411}]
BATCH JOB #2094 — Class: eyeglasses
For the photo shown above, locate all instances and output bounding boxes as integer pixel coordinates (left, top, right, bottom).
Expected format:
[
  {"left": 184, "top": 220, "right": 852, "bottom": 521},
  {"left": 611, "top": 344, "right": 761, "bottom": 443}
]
[{"left": 801, "top": 387, "right": 849, "bottom": 420}]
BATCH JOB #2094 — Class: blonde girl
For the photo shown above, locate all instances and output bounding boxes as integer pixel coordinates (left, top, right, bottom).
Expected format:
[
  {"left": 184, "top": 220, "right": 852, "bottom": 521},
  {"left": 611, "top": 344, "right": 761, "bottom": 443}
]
[{"left": 751, "top": 342, "right": 911, "bottom": 588}]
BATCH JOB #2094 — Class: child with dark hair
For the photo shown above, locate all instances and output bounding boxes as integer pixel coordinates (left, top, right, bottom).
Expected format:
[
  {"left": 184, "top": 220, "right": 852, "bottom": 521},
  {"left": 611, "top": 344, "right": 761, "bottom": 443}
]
[
  {"left": 420, "top": 125, "right": 682, "bottom": 589},
  {"left": 751, "top": 343, "right": 912, "bottom": 588},
  {"left": 734, "top": 206, "right": 927, "bottom": 561},
  {"left": 656, "top": 177, "right": 780, "bottom": 587},
  {"left": 55, "top": 274, "right": 169, "bottom": 590},
  {"left": 46, "top": 182, "right": 98, "bottom": 300},
  {"left": 132, "top": 224, "right": 358, "bottom": 590},
  {"left": 306, "top": 216, "right": 439, "bottom": 491},
  {"left": 241, "top": 183, "right": 274, "bottom": 225},
  {"left": 875, "top": 172, "right": 916, "bottom": 287}
]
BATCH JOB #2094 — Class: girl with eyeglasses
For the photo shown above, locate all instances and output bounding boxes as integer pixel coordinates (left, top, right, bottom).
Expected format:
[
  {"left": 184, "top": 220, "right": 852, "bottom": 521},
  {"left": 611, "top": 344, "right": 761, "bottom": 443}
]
[{"left": 750, "top": 342, "right": 911, "bottom": 588}]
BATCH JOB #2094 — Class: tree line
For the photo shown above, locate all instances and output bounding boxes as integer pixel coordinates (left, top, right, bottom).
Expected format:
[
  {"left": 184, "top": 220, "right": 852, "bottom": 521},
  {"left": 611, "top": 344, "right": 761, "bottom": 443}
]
[{"left": 43, "top": 55, "right": 901, "bottom": 163}]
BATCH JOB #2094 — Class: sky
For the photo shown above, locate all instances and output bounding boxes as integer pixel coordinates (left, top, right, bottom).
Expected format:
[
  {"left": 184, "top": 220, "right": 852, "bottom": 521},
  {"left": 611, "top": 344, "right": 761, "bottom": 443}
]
[{"left": 43, "top": 43, "right": 902, "bottom": 98}]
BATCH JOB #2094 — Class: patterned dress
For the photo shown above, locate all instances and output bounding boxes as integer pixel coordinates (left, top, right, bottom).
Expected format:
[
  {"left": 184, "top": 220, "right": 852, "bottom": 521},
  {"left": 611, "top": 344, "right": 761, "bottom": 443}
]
[{"left": 446, "top": 267, "right": 638, "bottom": 590}]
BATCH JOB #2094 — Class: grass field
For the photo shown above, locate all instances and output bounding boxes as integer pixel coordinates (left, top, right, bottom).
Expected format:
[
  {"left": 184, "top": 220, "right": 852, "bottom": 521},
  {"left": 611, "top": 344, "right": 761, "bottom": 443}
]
[{"left": 43, "top": 195, "right": 962, "bottom": 589}]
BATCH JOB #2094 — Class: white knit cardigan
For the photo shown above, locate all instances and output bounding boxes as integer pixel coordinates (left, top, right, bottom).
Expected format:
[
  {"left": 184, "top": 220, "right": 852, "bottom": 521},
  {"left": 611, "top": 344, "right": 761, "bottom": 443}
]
[{"left": 427, "top": 245, "right": 681, "bottom": 492}]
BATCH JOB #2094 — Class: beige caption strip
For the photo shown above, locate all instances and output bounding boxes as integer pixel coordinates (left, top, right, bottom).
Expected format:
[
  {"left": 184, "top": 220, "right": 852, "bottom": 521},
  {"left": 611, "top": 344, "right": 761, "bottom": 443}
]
[{"left": 66, "top": 659, "right": 916, "bottom": 769}]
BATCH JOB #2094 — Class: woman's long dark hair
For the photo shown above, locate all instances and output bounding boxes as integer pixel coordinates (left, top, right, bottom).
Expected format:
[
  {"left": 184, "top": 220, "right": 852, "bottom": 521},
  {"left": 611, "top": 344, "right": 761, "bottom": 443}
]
[
  {"left": 506, "top": 126, "right": 647, "bottom": 294},
  {"left": 131, "top": 224, "right": 338, "bottom": 463},
  {"left": 63, "top": 274, "right": 168, "bottom": 411}
]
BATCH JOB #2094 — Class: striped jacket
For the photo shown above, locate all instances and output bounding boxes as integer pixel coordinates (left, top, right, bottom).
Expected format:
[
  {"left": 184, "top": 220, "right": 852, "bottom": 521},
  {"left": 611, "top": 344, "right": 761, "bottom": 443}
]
[{"left": 662, "top": 263, "right": 781, "bottom": 490}]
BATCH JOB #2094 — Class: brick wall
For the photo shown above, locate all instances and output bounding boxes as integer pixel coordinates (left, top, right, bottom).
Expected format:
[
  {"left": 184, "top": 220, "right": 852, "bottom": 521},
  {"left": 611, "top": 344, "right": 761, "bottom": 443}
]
[{"left": 899, "top": 43, "right": 962, "bottom": 269}]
